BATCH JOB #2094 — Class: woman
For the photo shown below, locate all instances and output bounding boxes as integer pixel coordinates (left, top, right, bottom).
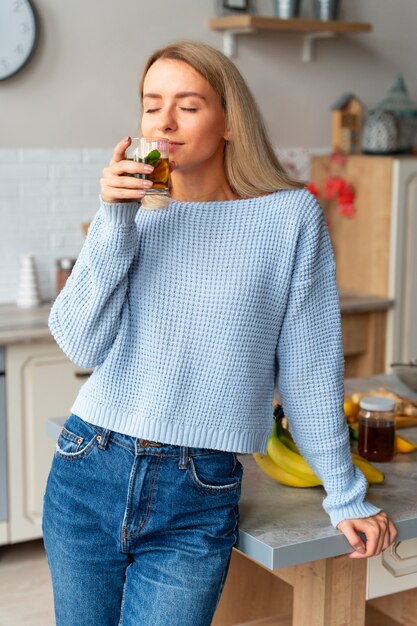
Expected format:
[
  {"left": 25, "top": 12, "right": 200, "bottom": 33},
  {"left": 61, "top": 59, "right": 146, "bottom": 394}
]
[{"left": 42, "top": 40, "right": 397, "bottom": 626}]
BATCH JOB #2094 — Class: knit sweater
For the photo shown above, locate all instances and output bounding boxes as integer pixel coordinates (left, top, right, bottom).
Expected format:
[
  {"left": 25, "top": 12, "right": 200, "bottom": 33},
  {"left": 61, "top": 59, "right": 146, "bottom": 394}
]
[{"left": 49, "top": 189, "right": 381, "bottom": 527}]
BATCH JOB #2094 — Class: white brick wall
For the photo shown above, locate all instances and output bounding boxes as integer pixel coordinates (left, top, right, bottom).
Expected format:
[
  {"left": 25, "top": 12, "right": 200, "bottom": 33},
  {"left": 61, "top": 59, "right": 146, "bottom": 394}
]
[
  {"left": 0, "top": 148, "right": 111, "bottom": 304},
  {"left": 0, "top": 147, "right": 314, "bottom": 305}
]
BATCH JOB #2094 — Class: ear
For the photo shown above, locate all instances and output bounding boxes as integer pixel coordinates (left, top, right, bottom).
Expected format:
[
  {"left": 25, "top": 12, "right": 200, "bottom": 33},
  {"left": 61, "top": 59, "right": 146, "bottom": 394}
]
[{"left": 223, "top": 128, "right": 232, "bottom": 142}]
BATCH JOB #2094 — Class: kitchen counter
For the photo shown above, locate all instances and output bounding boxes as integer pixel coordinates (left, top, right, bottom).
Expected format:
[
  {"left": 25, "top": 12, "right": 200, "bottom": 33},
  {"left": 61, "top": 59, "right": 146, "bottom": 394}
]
[
  {"left": 237, "top": 373, "right": 417, "bottom": 571},
  {"left": 0, "top": 291, "right": 393, "bottom": 345},
  {"left": 0, "top": 302, "right": 52, "bottom": 344},
  {"left": 212, "top": 374, "right": 417, "bottom": 625},
  {"left": 338, "top": 290, "right": 393, "bottom": 314}
]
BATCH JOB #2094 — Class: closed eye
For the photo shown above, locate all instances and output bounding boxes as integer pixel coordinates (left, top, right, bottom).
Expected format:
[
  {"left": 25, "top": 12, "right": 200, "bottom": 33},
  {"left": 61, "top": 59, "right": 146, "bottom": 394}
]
[
  {"left": 181, "top": 107, "right": 198, "bottom": 112},
  {"left": 145, "top": 109, "right": 159, "bottom": 113}
]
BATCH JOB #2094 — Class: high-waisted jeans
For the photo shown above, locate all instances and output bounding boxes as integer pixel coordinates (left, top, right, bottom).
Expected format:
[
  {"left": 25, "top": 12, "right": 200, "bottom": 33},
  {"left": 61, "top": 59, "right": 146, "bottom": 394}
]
[{"left": 42, "top": 414, "right": 243, "bottom": 626}]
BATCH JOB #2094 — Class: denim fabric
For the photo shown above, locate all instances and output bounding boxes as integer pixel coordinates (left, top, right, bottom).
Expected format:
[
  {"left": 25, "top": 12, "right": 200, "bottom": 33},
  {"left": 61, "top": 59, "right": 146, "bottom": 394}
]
[{"left": 42, "top": 414, "right": 243, "bottom": 626}]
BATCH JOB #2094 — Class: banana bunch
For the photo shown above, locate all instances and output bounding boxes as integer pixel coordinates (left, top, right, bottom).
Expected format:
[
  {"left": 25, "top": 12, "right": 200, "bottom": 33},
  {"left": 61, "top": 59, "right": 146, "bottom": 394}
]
[{"left": 253, "top": 407, "right": 384, "bottom": 488}]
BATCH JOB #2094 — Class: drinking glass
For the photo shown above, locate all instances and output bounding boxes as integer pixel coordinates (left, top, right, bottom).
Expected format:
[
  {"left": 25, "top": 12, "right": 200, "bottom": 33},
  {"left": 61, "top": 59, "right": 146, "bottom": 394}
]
[{"left": 125, "top": 137, "right": 170, "bottom": 196}]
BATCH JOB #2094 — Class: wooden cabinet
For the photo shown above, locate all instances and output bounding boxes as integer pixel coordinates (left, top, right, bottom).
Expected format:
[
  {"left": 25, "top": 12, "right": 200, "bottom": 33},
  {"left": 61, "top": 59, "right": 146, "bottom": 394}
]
[
  {"left": 312, "top": 155, "right": 417, "bottom": 369},
  {"left": 213, "top": 547, "right": 417, "bottom": 626},
  {"left": 312, "top": 155, "right": 393, "bottom": 297},
  {"left": 4, "top": 339, "right": 90, "bottom": 544},
  {"left": 341, "top": 310, "right": 387, "bottom": 378}
]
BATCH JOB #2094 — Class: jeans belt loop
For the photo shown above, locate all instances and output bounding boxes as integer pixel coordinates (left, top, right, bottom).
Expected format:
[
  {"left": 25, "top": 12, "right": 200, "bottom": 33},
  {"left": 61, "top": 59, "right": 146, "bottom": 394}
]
[
  {"left": 96, "top": 428, "right": 111, "bottom": 450},
  {"left": 179, "top": 446, "right": 189, "bottom": 470}
]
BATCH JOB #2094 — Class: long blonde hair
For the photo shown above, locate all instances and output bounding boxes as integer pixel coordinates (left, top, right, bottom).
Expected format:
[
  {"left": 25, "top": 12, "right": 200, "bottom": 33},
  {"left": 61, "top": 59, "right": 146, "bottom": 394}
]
[{"left": 140, "top": 40, "right": 304, "bottom": 201}]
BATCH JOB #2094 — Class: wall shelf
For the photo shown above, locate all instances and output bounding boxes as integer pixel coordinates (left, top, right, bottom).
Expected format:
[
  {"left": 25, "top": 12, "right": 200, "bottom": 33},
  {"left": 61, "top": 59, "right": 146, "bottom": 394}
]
[{"left": 209, "top": 15, "right": 373, "bottom": 61}]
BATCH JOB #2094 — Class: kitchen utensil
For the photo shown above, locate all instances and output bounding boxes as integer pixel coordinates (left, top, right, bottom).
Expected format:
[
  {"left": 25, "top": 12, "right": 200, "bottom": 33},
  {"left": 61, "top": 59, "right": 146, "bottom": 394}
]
[
  {"left": 273, "top": 0, "right": 301, "bottom": 19},
  {"left": 16, "top": 253, "right": 41, "bottom": 308},
  {"left": 376, "top": 76, "right": 417, "bottom": 154},
  {"left": 391, "top": 360, "right": 417, "bottom": 393},
  {"left": 312, "top": 0, "right": 340, "bottom": 20},
  {"left": 362, "top": 110, "right": 398, "bottom": 154}
]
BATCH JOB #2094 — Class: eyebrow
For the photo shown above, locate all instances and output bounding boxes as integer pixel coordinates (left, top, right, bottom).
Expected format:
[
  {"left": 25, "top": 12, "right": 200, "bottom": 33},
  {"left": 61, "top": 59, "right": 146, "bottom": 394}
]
[{"left": 143, "top": 91, "right": 207, "bottom": 101}]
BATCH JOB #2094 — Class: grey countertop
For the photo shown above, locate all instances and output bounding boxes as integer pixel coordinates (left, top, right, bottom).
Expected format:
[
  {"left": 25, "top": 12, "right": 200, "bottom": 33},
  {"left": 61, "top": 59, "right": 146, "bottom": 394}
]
[
  {"left": 0, "top": 302, "right": 53, "bottom": 344},
  {"left": 236, "top": 374, "right": 417, "bottom": 570},
  {"left": 0, "top": 290, "right": 393, "bottom": 345}
]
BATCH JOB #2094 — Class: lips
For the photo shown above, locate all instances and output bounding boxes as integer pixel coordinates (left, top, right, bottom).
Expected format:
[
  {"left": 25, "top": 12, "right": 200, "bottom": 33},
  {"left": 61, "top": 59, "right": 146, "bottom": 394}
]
[{"left": 168, "top": 141, "right": 184, "bottom": 153}]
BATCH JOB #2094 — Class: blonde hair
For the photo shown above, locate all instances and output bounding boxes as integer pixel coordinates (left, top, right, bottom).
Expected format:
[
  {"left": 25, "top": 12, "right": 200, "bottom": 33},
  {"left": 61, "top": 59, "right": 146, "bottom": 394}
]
[{"left": 139, "top": 40, "right": 304, "bottom": 206}]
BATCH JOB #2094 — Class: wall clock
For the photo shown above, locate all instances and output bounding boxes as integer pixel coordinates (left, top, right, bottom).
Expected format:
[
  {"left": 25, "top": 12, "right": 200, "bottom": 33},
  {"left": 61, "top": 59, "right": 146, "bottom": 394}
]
[{"left": 0, "top": 0, "right": 39, "bottom": 81}]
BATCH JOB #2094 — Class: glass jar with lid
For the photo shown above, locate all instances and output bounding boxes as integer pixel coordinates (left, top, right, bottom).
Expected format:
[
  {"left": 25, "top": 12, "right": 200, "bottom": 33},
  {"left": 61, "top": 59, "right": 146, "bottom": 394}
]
[{"left": 358, "top": 396, "right": 395, "bottom": 462}]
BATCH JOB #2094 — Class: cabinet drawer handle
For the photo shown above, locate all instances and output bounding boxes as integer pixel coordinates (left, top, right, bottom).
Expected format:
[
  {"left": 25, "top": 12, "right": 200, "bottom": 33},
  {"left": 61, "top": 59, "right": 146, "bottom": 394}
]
[
  {"left": 382, "top": 540, "right": 417, "bottom": 577},
  {"left": 74, "top": 371, "right": 92, "bottom": 378}
]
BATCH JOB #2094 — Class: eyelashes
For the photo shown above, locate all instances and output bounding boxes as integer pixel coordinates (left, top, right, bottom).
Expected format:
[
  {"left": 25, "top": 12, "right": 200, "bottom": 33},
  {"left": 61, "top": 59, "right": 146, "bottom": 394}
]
[{"left": 144, "top": 108, "right": 198, "bottom": 114}]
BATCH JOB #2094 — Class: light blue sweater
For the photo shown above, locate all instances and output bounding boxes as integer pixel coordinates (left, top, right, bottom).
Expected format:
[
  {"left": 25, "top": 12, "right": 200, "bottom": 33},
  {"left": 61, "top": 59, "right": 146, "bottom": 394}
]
[{"left": 49, "top": 189, "right": 381, "bottom": 527}]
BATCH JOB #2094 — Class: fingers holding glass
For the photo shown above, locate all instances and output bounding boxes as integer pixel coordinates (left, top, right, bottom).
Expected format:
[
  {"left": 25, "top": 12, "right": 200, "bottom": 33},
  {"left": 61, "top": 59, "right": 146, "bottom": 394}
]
[{"left": 100, "top": 153, "right": 155, "bottom": 203}]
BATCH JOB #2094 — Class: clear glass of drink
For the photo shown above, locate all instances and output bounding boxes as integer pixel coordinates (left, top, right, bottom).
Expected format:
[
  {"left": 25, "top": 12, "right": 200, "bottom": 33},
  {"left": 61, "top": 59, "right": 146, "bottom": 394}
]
[{"left": 125, "top": 137, "right": 170, "bottom": 196}]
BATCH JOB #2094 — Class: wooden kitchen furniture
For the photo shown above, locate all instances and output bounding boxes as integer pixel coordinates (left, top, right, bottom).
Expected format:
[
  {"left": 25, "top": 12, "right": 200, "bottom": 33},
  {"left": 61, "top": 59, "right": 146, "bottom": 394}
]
[
  {"left": 212, "top": 374, "right": 417, "bottom": 626},
  {"left": 0, "top": 303, "right": 89, "bottom": 544},
  {"left": 340, "top": 291, "right": 392, "bottom": 378},
  {"left": 311, "top": 154, "right": 417, "bottom": 369},
  {"left": 208, "top": 15, "right": 372, "bottom": 61}
]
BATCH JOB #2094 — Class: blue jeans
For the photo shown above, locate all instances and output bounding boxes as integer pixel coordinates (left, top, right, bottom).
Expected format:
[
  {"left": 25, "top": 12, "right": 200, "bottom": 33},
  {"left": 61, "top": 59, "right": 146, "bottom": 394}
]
[{"left": 42, "top": 414, "right": 243, "bottom": 626}]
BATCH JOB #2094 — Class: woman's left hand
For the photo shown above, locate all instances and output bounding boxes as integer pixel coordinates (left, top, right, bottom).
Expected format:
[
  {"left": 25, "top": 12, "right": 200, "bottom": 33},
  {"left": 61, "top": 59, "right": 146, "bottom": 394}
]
[{"left": 337, "top": 511, "right": 397, "bottom": 558}]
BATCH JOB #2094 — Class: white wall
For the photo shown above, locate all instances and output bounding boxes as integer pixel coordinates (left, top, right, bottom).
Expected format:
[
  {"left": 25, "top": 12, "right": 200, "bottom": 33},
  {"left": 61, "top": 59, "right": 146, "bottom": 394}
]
[
  {"left": 0, "top": 147, "right": 310, "bottom": 303},
  {"left": 0, "top": 148, "right": 110, "bottom": 303},
  {"left": 1, "top": 0, "right": 417, "bottom": 149},
  {"left": 1, "top": 0, "right": 417, "bottom": 304}
]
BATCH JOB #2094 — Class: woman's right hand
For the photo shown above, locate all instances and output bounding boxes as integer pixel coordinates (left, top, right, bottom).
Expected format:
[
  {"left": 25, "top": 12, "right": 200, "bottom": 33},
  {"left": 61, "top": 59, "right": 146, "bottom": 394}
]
[{"left": 100, "top": 137, "right": 155, "bottom": 203}]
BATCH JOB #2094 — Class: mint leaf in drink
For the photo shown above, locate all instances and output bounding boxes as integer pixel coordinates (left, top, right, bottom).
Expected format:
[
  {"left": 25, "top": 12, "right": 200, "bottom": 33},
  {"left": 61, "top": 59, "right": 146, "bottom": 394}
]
[{"left": 145, "top": 149, "right": 161, "bottom": 166}]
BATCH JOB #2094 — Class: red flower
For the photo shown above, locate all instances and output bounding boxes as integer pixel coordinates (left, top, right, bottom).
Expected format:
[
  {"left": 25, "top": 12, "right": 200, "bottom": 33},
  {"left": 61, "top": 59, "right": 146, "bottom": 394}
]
[
  {"left": 305, "top": 182, "right": 320, "bottom": 199},
  {"left": 307, "top": 174, "right": 357, "bottom": 219},
  {"left": 324, "top": 176, "right": 344, "bottom": 200}
]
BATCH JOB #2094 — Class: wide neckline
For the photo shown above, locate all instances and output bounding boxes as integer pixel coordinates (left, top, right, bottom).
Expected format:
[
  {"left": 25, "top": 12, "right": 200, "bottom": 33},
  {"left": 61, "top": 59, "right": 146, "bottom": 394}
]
[{"left": 166, "top": 190, "right": 288, "bottom": 209}]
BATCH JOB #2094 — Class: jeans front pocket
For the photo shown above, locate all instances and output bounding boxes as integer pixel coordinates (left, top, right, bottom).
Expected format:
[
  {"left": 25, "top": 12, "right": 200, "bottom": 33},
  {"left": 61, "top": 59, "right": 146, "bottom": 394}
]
[
  {"left": 55, "top": 413, "right": 100, "bottom": 461},
  {"left": 187, "top": 451, "right": 243, "bottom": 495}
]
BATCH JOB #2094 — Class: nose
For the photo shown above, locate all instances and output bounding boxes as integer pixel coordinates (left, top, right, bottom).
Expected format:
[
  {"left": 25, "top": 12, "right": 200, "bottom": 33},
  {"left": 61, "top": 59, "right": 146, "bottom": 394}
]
[{"left": 156, "top": 107, "right": 177, "bottom": 134}]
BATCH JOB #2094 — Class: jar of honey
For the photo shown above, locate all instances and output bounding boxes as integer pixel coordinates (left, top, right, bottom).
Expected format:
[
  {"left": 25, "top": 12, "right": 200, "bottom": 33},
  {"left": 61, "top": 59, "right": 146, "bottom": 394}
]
[{"left": 358, "top": 397, "right": 395, "bottom": 462}]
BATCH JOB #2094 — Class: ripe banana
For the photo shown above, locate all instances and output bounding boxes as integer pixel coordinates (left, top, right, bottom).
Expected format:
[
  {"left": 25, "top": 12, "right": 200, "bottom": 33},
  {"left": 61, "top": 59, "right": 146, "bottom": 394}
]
[
  {"left": 278, "top": 428, "right": 300, "bottom": 454},
  {"left": 394, "top": 434, "right": 417, "bottom": 453},
  {"left": 255, "top": 406, "right": 385, "bottom": 489},
  {"left": 253, "top": 453, "right": 320, "bottom": 488},
  {"left": 351, "top": 453, "right": 385, "bottom": 483},
  {"left": 267, "top": 426, "right": 321, "bottom": 484}
]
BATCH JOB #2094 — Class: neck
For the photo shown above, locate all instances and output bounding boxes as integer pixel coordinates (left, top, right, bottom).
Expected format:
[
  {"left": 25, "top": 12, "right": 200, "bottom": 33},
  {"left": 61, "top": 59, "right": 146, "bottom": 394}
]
[{"left": 170, "top": 164, "right": 238, "bottom": 203}]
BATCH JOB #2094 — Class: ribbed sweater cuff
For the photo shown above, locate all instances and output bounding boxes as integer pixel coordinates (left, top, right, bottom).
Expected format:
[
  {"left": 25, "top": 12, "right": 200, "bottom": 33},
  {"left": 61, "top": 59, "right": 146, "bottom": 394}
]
[
  {"left": 101, "top": 201, "right": 140, "bottom": 225},
  {"left": 328, "top": 500, "right": 382, "bottom": 529}
]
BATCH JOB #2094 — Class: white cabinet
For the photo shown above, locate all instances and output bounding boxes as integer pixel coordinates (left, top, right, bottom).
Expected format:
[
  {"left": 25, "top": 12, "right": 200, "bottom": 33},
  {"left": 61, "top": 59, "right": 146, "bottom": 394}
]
[
  {"left": 5, "top": 339, "right": 90, "bottom": 544},
  {"left": 387, "top": 159, "right": 417, "bottom": 365}
]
